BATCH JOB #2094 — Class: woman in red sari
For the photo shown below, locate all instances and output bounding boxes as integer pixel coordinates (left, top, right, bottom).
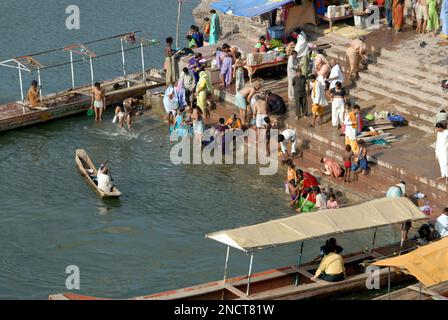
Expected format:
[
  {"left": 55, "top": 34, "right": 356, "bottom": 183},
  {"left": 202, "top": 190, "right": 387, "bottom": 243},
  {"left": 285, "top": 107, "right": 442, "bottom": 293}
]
[{"left": 393, "top": 0, "right": 404, "bottom": 32}]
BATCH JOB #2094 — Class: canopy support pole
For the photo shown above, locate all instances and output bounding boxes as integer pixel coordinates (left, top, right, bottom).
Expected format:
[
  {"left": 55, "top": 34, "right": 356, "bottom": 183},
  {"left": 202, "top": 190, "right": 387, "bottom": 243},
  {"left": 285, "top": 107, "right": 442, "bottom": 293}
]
[
  {"left": 18, "top": 62, "right": 24, "bottom": 103},
  {"left": 399, "top": 236, "right": 404, "bottom": 256},
  {"left": 295, "top": 242, "right": 304, "bottom": 286},
  {"left": 371, "top": 227, "right": 378, "bottom": 251},
  {"left": 419, "top": 282, "right": 422, "bottom": 300},
  {"left": 70, "top": 50, "right": 75, "bottom": 89},
  {"left": 89, "top": 56, "right": 94, "bottom": 87},
  {"left": 37, "top": 67, "right": 42, "bottom": 98},
  {"left": 221, "top": 245, "right": 230, "bottom": 300},
  {"left": 222, "top": 245, "right": 230, "bottom": 284},
  {"left": 120, "top": 38, "right": 129, "bottom": 88},
  {"left": 140, "top": 42, "right": 146, "bottom": 83},
  {"left": 246, "top": 253, "right": 254, "bottom": 296},
  {"left": 175, "top": 0, "right": 182, "bottom": 49},
  {"left": 387, "top": 267, "right": 391, "bottom": 300}
]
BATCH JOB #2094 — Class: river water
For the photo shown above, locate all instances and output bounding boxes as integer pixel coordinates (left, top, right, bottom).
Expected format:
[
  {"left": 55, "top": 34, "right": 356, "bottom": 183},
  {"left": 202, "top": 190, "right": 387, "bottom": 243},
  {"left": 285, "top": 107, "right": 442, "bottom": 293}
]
[{"left": 0, "top": 1, "right": 402, "bottom": 299}]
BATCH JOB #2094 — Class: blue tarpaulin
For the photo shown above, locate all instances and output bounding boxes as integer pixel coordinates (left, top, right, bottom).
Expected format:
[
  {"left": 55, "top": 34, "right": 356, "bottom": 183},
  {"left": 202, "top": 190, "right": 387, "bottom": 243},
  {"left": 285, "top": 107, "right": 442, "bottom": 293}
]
[{"left": 210, "top": 0, "right": 294, "bottom": 17}]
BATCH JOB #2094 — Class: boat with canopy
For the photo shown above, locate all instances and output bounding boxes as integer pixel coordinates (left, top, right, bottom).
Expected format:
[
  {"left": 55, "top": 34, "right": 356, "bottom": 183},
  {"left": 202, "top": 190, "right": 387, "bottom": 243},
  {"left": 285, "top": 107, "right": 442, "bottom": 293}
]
[
  {"left": 49, "top": 197, "right": 428, "bottom": 300},
  {"left": 373, "top": 237, "right": 448, "bottom": 300}
]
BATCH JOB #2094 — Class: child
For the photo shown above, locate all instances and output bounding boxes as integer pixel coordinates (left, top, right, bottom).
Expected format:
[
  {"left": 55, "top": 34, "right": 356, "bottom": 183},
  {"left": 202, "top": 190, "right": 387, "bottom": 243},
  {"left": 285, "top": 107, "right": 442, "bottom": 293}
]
[
  {"left": 353, "top": 104, "right": 363, "bottom": 135},
  {"left": 327, "top": 193, "right": 340, "bottom": 209},
  {"left": 254, "top": 36, "right": 268, "bottom": 53},
  {"left": 343, "top": 144, "right": 353, "bottom": 183}
]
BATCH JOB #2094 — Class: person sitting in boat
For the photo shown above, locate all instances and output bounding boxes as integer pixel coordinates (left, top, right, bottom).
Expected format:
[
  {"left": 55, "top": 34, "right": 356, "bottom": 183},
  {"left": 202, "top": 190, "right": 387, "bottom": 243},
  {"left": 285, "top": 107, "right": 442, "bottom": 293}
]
[
  {"left": 97, "top": 163, "right": 114, "bottom": 193},
  {"left": 313, "top": 238, "right": 344, "bottom": 262},
  {"left": 26, "top": 80, "right": 41, "bottom": 108},
  {"left": 311, "top": 246, "right": 346, "bottom": 282}
]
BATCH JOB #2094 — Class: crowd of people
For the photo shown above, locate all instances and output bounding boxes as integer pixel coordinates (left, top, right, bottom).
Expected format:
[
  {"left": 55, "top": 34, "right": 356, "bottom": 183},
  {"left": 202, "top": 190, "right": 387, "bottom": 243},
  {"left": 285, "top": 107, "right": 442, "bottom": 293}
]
[{"left": 382, "top": 0, "right": 448, "bottom": 36}]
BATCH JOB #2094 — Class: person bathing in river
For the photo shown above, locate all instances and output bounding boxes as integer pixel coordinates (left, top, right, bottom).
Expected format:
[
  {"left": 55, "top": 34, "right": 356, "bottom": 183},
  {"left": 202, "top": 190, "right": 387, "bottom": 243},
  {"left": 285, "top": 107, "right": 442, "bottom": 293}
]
[
  {"left": 225, "top": 113, "right": 242, "bottom": 129},
  {"left": 235, "top": 82, "right": 261, "bottom": 126},
  {"left": 114, "top": 105, "right": 126, "bottom": 128},
  {"left": 123, "top": 97, "right": 138, "bottom": 130},
  {"left": 91, "top": 82, "right": 106, "bottom": 123},
  {"left": 284, "top": 159, "right": 299, "bottom": 205},
  {"left": 220, "top": 52, "right": 233, "bottom": 87}
]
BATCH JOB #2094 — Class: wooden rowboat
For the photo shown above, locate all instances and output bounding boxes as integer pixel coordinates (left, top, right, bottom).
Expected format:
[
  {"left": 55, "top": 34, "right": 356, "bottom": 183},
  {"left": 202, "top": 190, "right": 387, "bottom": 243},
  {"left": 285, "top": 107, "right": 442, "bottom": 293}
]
[
  {"left": 0, "top": 69, "right": 164, "bottom": 133},
  {"left": 75, "top": 149, "right": 121, "bottom": 199},
  {"left": 49, "top": 242, "right": 415, "bottom": 301},
  {"left": 49, "top": 198, "right": 428, "bottom": 300}
]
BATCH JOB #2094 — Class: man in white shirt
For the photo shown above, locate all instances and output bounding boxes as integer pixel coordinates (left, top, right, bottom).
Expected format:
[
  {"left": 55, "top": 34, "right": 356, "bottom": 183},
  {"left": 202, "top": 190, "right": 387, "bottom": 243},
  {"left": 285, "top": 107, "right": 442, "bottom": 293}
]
[
  {"left": 435, "top": 208, "right": 448, "bottom": 238},
  {"left": 327, "top": 60, "right": 344, "bottom": 90},
  {"left": 435, "top": 122, "right": 448, "bottom": 182},
  {"left": 97, "top": 164, "right": 114, "bottom": 193},
  {"left": 278, "top": 128, "right": 297, "bottom": 157},
  {"left": 163, "top": 84, "right": 179, "bottom": 124},
  {"left": 314, "top": 186, "right": 327, "bottom": 210},
  {"left": 180, "top": 67, "right": 196, "bottom": 107},
  {"left": 287, "top": 51, "right": 298, "bottom": 100}
]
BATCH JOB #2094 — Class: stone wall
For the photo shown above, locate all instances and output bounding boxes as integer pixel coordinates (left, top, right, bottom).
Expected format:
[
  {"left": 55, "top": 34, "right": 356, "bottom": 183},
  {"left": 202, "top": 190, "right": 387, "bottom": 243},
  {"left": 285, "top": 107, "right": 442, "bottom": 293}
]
[{"left": 192, "top": 0, "right": 267, "bottom": 41}]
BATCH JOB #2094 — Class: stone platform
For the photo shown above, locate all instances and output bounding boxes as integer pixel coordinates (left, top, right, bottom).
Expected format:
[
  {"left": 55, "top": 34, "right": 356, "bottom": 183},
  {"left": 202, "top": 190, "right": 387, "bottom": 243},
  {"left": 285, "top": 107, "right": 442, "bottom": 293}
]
[{"left": 206, "top": 27, "right": 447, "bottom": 217}]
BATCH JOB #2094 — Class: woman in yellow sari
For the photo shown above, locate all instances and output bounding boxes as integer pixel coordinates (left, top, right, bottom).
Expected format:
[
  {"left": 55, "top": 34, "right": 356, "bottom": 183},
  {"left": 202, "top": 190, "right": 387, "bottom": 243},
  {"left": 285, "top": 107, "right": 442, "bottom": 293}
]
[{"left": 196, "top": 71, "right": 210, "bottom": 117}]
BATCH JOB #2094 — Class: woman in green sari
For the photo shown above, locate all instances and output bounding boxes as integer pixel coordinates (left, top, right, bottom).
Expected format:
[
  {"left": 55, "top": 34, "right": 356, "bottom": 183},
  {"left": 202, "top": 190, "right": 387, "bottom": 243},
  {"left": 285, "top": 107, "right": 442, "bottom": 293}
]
[{"left": 427, "top": 0, "right": 440, "bottom": 36}]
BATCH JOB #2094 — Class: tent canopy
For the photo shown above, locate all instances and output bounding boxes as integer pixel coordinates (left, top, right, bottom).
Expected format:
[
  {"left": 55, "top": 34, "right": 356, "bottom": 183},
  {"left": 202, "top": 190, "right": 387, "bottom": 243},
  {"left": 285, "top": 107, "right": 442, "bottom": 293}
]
[
  {"left": 211, "top": 0, "right": 294, "bottom": 17},
  {"left": 206, "top": 197, "right": 427, "bottom": 252},
  {"left": 373, "top": 237, "right": 448, "bottom": 287}
]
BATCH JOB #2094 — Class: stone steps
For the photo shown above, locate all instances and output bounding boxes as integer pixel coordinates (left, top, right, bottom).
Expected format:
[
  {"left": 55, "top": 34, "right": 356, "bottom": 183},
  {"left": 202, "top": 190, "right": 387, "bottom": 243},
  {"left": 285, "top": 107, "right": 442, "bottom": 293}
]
[
  {"left": 378, "top": 48, "right": 448, "bottom": 76},
  {"left": 359, "top": 71, "right": 445, "bottom": 107},
  {"left": 349, "top": 81, "right": 436, "bottom": 133},
  {"left": 292, "top": 124, "right": 448, "bottom": 204},
  {"left": 326, "top": 45, "right": 443, "bottom": 86}
]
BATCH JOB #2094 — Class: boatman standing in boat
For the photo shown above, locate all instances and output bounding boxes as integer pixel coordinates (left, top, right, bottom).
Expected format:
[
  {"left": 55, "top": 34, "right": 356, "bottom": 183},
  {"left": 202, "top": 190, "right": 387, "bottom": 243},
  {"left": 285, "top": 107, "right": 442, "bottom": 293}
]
[
  {"left": 26, "top": 80, "right": 41, "bottom": 108},
  {"left": 91, "top": 82, "right": 106, "bottom": 122},
  {"left": 165, "top": 37, "right": 175, "bottom": 87}
]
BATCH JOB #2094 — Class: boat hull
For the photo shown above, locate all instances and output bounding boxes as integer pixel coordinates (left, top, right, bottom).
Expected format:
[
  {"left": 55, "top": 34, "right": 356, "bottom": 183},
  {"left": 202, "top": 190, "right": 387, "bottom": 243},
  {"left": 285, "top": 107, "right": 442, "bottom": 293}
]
[
  {"left": 49, "top": 241, "right": 418, "bottom": 300},
  {"left": 0, "top": 72, "right": 164, "bottom": 133}
]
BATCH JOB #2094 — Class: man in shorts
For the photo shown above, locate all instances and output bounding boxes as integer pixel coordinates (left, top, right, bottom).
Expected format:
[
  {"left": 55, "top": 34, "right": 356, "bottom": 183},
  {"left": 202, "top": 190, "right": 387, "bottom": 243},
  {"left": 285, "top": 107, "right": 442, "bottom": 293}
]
[
  {"left": 253, "top": 95, "right": 269, "bottom": 130},
  {"left": 416, "top": 0, "right": 428, "bottom": 34},
  {"left": 91, "top": 82, "right": 106, "bottom": 122},
  {"left": 234, "top": 82, "right": 261, "bottom": 126}
]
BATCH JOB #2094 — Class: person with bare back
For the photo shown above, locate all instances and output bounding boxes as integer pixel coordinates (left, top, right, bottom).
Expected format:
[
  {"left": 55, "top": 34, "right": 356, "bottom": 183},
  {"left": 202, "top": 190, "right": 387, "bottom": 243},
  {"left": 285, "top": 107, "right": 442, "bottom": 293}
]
[
  {"left": 234, "top": 82, "right": 261, "bottom": 126},
  {"left": 91, "top": 82, "right": 106, "bottom": 122}
]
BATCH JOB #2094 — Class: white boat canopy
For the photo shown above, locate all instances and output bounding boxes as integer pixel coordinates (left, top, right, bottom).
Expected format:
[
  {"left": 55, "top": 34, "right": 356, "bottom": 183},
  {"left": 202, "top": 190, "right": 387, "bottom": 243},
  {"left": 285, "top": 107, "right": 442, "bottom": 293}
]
[{"left": 206, "top": 197, "right": 427, "bottom": 253}]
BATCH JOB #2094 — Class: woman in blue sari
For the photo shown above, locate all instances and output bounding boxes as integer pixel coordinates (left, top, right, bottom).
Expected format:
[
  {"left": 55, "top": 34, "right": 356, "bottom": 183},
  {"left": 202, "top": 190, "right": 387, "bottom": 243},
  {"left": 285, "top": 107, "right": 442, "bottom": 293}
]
[
  {"left": 441, "top": 0, "right": 448, "bottom": 39},
  {"left": 209, "top": 9, "right": 220, "bottom": 45}
]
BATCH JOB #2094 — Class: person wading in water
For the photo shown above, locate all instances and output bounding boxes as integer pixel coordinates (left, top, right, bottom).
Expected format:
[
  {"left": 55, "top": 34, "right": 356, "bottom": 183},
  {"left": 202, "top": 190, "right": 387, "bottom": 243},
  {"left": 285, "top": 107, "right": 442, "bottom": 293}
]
[{"left": 91, "top": 82, "right": 106, "bottom": 122}]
